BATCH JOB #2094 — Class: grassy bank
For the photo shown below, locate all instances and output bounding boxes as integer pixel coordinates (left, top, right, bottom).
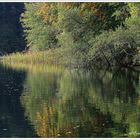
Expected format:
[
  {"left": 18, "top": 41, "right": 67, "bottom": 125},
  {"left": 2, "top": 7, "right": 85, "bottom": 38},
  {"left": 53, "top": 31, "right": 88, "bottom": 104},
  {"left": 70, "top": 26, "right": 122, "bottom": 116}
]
[
  {"left": 2, "top": 47, "right": 140, "bottom": 69},
  {"left": 2, "top": 48, "right": 71, "bottom": 66},
  {"left": 2, "top": 47, "right": 89, "bottom": 68}
]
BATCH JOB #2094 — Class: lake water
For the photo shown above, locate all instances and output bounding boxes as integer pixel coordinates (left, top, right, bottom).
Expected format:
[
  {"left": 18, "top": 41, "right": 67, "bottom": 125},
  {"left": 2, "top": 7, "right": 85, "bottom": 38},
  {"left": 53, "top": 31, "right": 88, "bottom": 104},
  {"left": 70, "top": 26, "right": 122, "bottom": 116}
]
[{"left": 0, "top": 63, "right": 140, "bottom": 137}]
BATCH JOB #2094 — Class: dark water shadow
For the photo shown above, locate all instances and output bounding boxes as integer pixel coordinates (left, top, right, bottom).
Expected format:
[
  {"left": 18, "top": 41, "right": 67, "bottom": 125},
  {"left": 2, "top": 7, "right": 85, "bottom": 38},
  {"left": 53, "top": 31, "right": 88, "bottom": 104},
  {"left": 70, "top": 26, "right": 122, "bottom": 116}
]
[{"left": 0, "top": 64, "right": 37, "bottom": 137}]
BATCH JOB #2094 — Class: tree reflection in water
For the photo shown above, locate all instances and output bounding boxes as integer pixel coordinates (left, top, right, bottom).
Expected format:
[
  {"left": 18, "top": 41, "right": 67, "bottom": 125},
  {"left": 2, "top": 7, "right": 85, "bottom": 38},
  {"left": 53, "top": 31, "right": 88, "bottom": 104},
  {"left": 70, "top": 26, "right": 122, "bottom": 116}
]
[{"left": 12, "top": 64, "right": 140, "bottom": 138}]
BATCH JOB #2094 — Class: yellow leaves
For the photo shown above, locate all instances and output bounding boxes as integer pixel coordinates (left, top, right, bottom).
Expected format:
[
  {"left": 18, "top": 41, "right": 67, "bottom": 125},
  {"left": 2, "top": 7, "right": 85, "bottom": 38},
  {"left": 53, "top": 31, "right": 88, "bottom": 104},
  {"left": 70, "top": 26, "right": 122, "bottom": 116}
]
[
  {"left": 31, "top": 3, "right": 108, "bottom": 25},
  {"left": 39, "top": 4, "right": 50, "bottom": 15},
  {"left": 80, "top": 3, "right": 97, "bottom": 11},
  {"left": 36, "top": 4, "right": 50, "bottom": 22},
  {"left": 76, "top": 3, "right": 105, "bottom": 19},
  {"left": 60, "top": 3, "right": 74, "bottom": 9},
  {"left": 35, "top": 104, "right": 58, "bottom": 137},
  {"left": 36, "top": 3, "right": 58, "bottom": 24},
  {"left": 128, "top": 3, "right": 140, "bottom": 18}
]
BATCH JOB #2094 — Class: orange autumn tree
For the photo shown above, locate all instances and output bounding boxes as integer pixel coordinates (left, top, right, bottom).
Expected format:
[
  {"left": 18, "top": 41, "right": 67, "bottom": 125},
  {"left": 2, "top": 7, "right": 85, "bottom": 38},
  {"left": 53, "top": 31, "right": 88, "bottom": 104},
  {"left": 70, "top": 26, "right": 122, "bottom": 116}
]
[{"left": 37, "top": 3, "right": 58, "bottom": 25}]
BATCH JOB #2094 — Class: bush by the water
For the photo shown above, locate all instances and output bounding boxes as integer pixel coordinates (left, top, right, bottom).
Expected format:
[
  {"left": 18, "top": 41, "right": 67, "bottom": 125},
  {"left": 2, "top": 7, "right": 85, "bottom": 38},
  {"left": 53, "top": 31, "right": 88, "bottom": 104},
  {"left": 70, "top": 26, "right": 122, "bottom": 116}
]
[{"left": 88, "top": 27, "right": 140, "bottom": 68}]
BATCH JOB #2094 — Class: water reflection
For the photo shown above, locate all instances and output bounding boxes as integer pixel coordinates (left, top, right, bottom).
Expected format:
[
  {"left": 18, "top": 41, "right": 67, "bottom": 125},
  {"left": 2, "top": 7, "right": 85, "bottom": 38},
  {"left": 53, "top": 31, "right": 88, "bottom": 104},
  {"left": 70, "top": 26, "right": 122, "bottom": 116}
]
[
  {"left": 2, "top": 63, "right": 140, "bottom": 137},
  {"left": 0, "top": 64, "right": 37, "bottom": 137}
]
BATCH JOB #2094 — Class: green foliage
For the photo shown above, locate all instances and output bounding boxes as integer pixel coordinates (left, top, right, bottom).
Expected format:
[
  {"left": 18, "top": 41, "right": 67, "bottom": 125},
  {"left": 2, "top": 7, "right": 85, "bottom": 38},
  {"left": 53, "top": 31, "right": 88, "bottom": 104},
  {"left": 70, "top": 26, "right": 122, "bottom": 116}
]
[
  {"left": 56, "top": 3, "right": 130, "bottom": 67},
  {"left": 88, "top": 27, "right": 139, "bottom": 67},
  {"left": 126, "top": 3, "right": 140, "bottom": 29},
  {"left": 128, "top": 3, "right": 140, "bottom": 19},
  {"left": 87, "top": 2, "right": 140, "bottom": 68},
  {"left": 22, "top": 3, "right": 130, "bottom": 52},
  {"left": 21, "top": 3, "right": 58, "bottom": 50}
]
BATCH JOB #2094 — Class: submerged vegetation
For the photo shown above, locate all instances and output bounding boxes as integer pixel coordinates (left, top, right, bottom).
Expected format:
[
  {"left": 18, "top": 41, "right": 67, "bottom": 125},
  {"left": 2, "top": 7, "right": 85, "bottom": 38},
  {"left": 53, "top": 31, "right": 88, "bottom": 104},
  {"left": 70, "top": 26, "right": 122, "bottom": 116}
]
[{"left": 3, "top": 2, "right": 140, "bottom": 68}]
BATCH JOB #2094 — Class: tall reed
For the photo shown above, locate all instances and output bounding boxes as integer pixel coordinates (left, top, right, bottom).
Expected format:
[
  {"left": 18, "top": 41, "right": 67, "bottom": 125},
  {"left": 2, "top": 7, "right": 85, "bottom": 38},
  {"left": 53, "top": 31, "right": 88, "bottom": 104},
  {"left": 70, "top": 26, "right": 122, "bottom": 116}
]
[{"left": 2, "top": 48, "right": 70, "bottom": 65}]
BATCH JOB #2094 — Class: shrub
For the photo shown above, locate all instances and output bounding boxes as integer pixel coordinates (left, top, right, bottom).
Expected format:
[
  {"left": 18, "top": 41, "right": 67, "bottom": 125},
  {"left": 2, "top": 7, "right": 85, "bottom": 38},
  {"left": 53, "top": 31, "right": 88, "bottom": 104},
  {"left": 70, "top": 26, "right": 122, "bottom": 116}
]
[{"left": 88, "top": 27, "right": 140, "bottom": 68}]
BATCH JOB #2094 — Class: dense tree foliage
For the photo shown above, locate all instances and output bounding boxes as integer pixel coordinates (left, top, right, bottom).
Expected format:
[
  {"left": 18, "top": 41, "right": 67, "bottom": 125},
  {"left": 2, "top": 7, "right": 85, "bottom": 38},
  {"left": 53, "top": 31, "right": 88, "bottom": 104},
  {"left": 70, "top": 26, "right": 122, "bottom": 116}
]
[
  {"left": 22, "top": 3, "right": 130, "bottom": 49},
  {"left": 21, "top": 3, "right": 58, "bottom": 50},
  {"left": 87, "top": 3, "right": 140, "bottom": 68},
  {"left": 21, "top": 2, "right": 140, "bottom": 67}
]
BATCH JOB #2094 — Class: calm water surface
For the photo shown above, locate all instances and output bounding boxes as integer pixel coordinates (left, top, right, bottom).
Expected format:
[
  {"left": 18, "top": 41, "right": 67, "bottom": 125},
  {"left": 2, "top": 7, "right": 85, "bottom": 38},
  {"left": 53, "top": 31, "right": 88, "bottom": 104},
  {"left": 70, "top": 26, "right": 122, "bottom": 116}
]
[{"left": 0, "top": 63, "right": 140, "bottom": 137}]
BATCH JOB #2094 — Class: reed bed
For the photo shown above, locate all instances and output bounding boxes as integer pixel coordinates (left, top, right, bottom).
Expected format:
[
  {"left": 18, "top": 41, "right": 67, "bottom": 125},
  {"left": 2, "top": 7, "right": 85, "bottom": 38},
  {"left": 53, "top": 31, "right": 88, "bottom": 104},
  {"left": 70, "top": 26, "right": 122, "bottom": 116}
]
[{"left": 2, "top": 48, "right": 72, "bottom": 66}]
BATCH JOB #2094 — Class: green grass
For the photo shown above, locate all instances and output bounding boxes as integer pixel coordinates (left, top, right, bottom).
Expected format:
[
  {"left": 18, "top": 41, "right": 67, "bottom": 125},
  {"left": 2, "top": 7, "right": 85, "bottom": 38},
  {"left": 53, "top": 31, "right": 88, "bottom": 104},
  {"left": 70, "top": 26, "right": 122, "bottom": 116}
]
[{"left": 2, "top": 48, "right": 72, "bottom": 66}]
